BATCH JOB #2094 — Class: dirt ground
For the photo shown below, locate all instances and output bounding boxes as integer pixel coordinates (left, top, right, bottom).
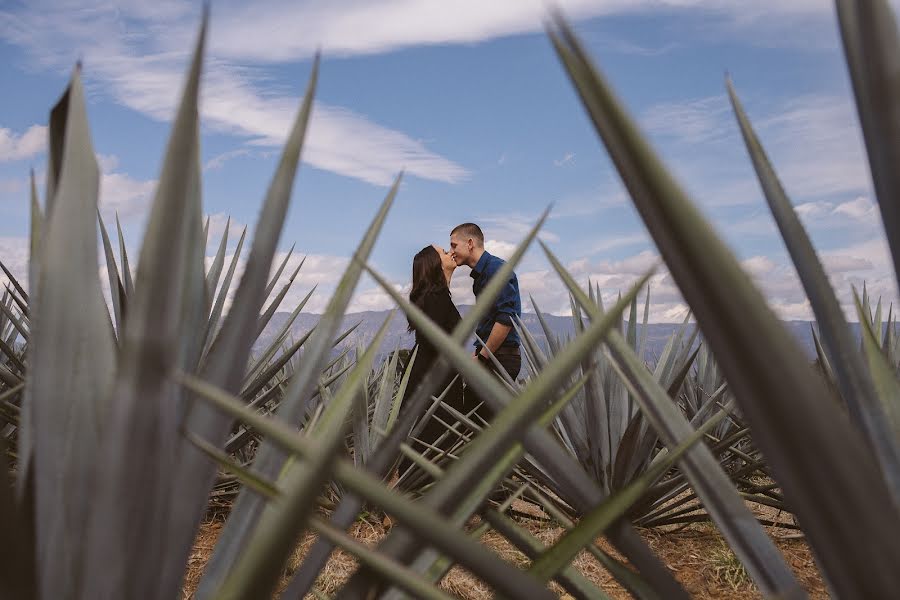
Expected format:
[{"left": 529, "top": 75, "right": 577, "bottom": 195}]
[{"left": 182, "top": 501, "right": 828, "bottom": 599}]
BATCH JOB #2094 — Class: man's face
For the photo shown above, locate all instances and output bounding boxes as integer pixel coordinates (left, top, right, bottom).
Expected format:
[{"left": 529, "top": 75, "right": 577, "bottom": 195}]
[{"left": 449, "top": 233, "right": 470, "bottom": 266}]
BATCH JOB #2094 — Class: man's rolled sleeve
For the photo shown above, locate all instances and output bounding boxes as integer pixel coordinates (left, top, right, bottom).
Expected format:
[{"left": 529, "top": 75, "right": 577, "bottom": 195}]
[{"left": 492, "top": 276, "right": 519, "bottom": 326}]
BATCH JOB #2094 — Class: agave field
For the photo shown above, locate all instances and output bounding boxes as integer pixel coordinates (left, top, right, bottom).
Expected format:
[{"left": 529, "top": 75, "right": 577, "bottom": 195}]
[{"left": 2, "top": 2, "right": 900, "bottom": 599}]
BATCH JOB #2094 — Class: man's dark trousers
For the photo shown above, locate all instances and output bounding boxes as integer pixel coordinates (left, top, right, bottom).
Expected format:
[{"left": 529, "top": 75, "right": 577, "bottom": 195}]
[{"left": 469, "top": 345, "right": 521, "bottom": 422}]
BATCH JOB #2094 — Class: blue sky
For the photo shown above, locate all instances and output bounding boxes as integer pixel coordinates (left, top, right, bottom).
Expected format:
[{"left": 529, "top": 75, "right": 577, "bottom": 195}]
[{"left": 1, "top": 0, "right": 898, "bottom": 321}]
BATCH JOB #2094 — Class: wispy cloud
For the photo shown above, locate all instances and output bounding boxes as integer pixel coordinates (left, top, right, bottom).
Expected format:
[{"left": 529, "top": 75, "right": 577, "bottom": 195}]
[
  {"left": 95, "top": 154, "right": 157, "bottom": 219},
  {"left": 642, "top": 95, "right": 732, "bottom": 144},
  {"left": 0, "top": 124, "right": 46, "bottom": 162},
  {"left": 553, "top": 152, "right": 576, "bottom": 167},
  {"left": 202, "top": 0, "right": 837, "bottom": 63},
  {"left": 640, "top": 92, "right": 873, "bottom": 209},
  {"left": 204, "top": 148, "right": 252, "bottom": 171},
  {"left": 0, "top": 2, "right": 469, "bottom": 187},
  {"left": 591, "top": 232, "right": 649, "bottom": 254}
]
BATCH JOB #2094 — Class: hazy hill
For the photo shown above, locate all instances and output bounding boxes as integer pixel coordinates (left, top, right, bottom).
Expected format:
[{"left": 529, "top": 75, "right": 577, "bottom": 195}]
[{"left": 255, "top": 306, "right": 837, "bottom": 365}]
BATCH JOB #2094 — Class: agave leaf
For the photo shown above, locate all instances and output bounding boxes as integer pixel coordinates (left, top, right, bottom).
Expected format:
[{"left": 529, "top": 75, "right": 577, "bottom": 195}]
[
  {"left": 16, "top": 173, "right": 41, "bottom": 499},
  {"left": 197, "top": 168, "right": 396, "bottom": 597},
  {"left": 545, "top": 241, "right": 803, "bottom": 597},
  {"left": 282, "top": 209, "right": 558, "bottom": 600},
  {"left": 664, "top": 345, "right": 699, "bottom": 400},
  {"left": 115, "top": 213, "right": 134, "bottom": 298},
  {"left": 204, "top": 215, "right": 230, "bottom": 314},
  {"left": 44, "top": 74, "right": 70, "bottom": 215},
  {"left": 549, "top": 14, "right": 900, "bottom": 597},
  {"left": 0, "top": 260, "right": 28, "bottom": 305},
  {"left": 386, "top": 346, "right": 418, "bottom": 433},
  {"left": 27, "top": 168, "right": 41, "bottom": 291},
  {"left": 530, "top": 410, "right": 718, "bottom": 581},
  {"left": 0, "top": 301, "right": 28, "bottom": 340},
  {"left": 243, "top": 285, "right": 316, "bottom": 389},
  {"left": 835, "top": 0, "right": 900, "bottom": 288},
  {"left": 215, "top": 315, "right": 392, "bottom": 600},
  {"left": 201, "top": 225, "right": 248, "bottom": 356},
  {"left": 255, "top": 257, "right": 304, "bottom": 340},
  {"left": 180, "top": 374, "right": 557, "bottom": 600},
  {"left": 97, "top": 210, "right": 124, "bottom": 337},
  {"left": 854, "top": 292, "right": 900, "bottom": 441},
  {"left": 525, "top": 484, "right": 659, "bottom": 600},
  {"left": 370, "top": 344, "right": 401, "bottom": 451},
  {"left": 4, "top": 284, "right": 28, "bottom": 321},
  {"left": 79, "top": 16, "right": 207, "bottom": 599},
  {"left": 398, "top": 374, "right": 591, "bottom": 593},
  {"left": 263, "top": 243, "right": 296, "bottom": 301},
  {"left": 728, "top": 78, "right": 900, "bottom": 498},
  {"left": 309, "top": 517, "right": 456, "bottom": 600},
  {"left": 23, "top": 60, "right": 118, "bottom": 600},
  {"left": 351, "top": 363, "right": 372, "bottom": 468},
  {"left": 0, "top": 337, "right": 26, "bottom": 374},
  {"left": 810, "top": 325, "right": 834, "bottom": 380},
  {"left": 485, "top": 511, "right": 612, "bottom": 600},
  {"left": 185, "top": 431, "right": 282, "bottom": 500},
  {"left": 352, "top": 266, "right": 685, "bottom": 599},
  {"left": 177, "top": 58, "right": 320, "bottom": 598}
]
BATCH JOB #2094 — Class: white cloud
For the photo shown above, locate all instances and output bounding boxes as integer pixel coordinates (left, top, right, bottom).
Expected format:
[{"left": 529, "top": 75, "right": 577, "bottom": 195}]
[
  {"left": 642, "top": 93, "right": 873, "bottom": 209},
  {"left": 741, "top": 255, "right": 776, "bottom": 277},
  {"left": 833, "top": 196, "right": 877, "bottom": 221},
  {"left": 202, "top": 0, "right": 840, "bottom": 64},
  {"left": 642, "top": 95, "right": 731, "bottom": 144},
  {"left": 0, "top": 236, "right": 31, "bottom": 293},
  {"left": 204, "top": 148, "right": 251, "bottom": 171},
  {"left": 553, "top": 152, "right": 576, "bottom": 167},
  {"left": 475, "top": 213, "right": 560, "bottom": 245},
  {"left": 0, "top": 125, "right": 46, "bottom": 162},
  {"left": 591, "top": 232, "right": 649, "bottom": 253},
  {"left": 484, "top": 239, "right": 515, "bottom": 259},
  {"left": 98, "top": 156, "right": 157, "bottom": 219},
  {"left": 0, "top": 3, "right": 469, "bottom": 187}
]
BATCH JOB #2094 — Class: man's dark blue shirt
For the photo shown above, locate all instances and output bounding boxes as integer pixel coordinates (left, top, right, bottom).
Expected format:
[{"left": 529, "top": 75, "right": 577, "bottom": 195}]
[{"left": 470, "top": 251, "right": 521, "bottom": 349}]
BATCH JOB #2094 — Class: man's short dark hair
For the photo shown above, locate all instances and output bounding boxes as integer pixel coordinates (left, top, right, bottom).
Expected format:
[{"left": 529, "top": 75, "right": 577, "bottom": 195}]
[{"left": 451, "top": 222, "right": 484, "bottom": 246}]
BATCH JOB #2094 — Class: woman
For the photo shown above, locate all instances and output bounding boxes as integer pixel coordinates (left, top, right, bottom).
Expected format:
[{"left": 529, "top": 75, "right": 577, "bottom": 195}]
[{"left": 397, "top": 244, "right": 466, "bottom": 483}]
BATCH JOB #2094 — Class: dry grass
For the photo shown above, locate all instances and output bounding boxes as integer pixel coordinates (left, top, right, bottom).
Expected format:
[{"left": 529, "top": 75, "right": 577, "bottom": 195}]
[{"left": 182, "top": 500, "right": 828, "bottom": 599}]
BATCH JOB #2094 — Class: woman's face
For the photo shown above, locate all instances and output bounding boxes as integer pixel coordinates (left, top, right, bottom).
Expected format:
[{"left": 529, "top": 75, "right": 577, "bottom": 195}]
[{"left": 432, "top": 244, "right": 456, "bottom": 272}]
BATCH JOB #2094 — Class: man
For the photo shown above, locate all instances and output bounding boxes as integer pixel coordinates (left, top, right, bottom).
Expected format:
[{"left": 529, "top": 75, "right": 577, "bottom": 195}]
[{"left": 449, "top": 223, "right": 522, "bottom": 391}]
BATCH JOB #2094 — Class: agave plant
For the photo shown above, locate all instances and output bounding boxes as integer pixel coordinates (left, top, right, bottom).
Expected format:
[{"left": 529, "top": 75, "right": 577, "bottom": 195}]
[
  {"left": 8, "top": 3, "right": 900, "bottom": 599},
  {"left": 4, "top": 13, "right": 697, "bottom": 600},
  {"left": 547, "top": 0, "right": 900, "bottom": 596},
  {"left": 519, "top": 289, "right": 697, "bottom": 496}
]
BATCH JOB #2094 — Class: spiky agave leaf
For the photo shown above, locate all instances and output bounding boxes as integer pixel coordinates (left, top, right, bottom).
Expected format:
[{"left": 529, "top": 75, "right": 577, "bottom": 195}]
[
  {"left": 727, "top": 78, "right": 900, "bottom": 502},
  {"left": 836, "top": 0, "right": 900, "bottom": 289},
  {"left": 79, "top": 15, "right": 207, "bottom": 599},
  {"left": 346, "top": 267, "right": 682, "bottom": 599},
  {"left": 22, "top": 62, "right": 117, "bottom": 599},
  {"left": 196, "top": 168, "right": 396, "bottom": 597},
  {"left": 548, "top": 12, "right": 900, "bottom": 597},
  {"left": 181, "top": 374, "right": 557, "bottom": 600},
  {"left": 214, "top": 314, "right": 394, "bottom": 599},
  {"left": 281, "top": 209, "right": 571, "bottom": 599},
  {"left": 544, "top": 243, "right": 803, "bottom": 598}
]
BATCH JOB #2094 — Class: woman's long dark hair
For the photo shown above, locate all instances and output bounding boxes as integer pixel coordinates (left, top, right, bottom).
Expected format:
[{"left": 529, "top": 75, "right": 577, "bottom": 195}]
[{"left": 408, "top": 245, "right": 448, "bottom": 332}]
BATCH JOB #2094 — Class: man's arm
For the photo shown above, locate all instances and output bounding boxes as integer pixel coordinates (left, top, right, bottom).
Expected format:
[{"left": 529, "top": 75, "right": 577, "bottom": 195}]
[{"left": 477, "top": 321, "right": 512, "bottom": 358}]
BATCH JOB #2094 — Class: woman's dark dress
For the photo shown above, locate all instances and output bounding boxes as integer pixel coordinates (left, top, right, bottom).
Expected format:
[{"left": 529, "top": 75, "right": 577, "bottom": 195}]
[{"left": 398, "top": 288, "right": 466, "bottom": 477}]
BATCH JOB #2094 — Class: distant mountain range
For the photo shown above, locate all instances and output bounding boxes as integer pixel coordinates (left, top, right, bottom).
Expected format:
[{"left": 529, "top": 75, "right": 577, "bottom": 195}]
[{"left": 255, "top": 305, "right": 846, "bottom": 365}]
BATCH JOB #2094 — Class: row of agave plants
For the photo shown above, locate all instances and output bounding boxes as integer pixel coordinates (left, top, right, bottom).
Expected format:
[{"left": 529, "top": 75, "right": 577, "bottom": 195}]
[{"left": 2, "top": 1, "right": 900, "bottom": 598}]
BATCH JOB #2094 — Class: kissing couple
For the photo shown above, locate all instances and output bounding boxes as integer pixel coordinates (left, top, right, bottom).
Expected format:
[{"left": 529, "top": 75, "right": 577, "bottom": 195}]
[{"left": 397, "top": 222, "right": 522, "bottom": 481}]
